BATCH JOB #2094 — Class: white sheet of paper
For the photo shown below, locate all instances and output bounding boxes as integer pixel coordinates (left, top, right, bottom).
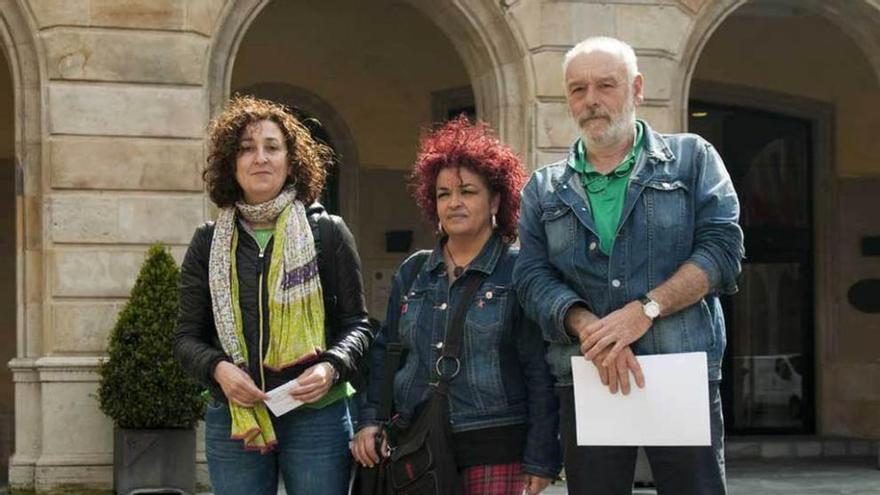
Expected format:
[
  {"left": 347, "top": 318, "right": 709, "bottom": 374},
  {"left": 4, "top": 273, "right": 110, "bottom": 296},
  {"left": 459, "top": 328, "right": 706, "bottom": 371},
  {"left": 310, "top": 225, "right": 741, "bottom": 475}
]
[
  {"left": 571, "top": 352, "right": 710, "bottom": 446},
  {"left": 263, "top": 380, "right": 304, "bottom": 417}
]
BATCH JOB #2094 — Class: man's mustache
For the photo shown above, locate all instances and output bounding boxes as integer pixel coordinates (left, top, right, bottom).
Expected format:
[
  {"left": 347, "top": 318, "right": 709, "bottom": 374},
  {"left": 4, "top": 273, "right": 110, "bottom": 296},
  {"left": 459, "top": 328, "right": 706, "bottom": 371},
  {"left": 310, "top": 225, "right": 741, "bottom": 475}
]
[{"left": 577, "top": 110, "right": 610, "bottom": 127}]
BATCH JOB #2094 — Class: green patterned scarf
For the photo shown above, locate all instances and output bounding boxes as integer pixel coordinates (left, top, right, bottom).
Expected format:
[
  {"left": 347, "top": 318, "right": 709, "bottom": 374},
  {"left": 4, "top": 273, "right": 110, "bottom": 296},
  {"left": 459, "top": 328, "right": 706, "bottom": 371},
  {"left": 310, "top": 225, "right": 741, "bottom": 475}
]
[{"left": 209, "top": 186, "right": 325, "bottom": 451}]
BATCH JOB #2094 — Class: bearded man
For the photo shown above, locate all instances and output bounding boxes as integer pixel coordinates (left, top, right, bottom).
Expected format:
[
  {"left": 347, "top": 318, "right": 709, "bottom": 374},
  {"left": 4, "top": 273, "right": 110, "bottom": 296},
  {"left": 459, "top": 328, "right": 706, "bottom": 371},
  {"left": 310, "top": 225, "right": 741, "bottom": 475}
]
[{"left": 513, "top": 36, "right": 744, "bottom": 494}]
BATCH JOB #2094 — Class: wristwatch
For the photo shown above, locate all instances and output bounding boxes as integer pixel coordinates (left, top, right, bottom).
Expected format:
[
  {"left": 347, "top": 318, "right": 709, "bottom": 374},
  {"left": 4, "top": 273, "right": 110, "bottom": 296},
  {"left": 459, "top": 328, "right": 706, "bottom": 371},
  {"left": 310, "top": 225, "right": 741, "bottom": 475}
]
[{"left": 639, "top": 295, "right": 661, "bottom": 320}]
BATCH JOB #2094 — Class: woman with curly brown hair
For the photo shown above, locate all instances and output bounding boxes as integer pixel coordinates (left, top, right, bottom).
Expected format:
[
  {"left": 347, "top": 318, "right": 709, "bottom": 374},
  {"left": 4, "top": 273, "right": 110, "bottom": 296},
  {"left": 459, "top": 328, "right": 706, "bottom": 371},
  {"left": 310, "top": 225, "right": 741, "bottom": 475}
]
[
  {"left": 352, "top": 116, "right": 562, "bottom": 494},
  {"left": 174, "top": 95, "right": 370, "bottom": 494}
]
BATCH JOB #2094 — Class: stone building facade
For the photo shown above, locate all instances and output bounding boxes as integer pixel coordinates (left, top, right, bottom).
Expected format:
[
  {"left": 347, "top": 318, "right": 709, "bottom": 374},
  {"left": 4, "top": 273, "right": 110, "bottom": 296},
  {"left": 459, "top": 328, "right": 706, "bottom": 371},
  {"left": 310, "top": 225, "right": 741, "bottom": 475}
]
[{"left": 0, "top": 0, "right": 877, "bottom": 492}]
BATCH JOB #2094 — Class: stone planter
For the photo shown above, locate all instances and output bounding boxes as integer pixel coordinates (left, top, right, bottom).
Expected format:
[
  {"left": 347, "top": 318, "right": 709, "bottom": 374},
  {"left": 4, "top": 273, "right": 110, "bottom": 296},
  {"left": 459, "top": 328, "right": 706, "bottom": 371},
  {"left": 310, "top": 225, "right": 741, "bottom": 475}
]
[{"left": 114, "top": 428, "right": 195, "bottom": 495}]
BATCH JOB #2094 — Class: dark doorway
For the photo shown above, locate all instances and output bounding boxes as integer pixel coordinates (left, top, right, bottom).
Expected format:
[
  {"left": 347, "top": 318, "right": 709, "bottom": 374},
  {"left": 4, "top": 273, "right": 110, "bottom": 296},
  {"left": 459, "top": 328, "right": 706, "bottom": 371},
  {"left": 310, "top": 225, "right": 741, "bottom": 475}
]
[
  {"left": 0, "top": 47, "right": 14, "bottom": 485},
  {"left": 690, "top": 101, "right": 815, "bottom": 434},
  {"left": 290, "top": 109, "right": 340, "bottom": 215}
]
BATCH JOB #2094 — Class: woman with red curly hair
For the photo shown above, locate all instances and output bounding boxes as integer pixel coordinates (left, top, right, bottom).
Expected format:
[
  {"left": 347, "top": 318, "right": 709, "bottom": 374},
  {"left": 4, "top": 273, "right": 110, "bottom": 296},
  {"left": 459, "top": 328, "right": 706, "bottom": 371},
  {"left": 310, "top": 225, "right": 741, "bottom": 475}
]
[{"left": 353, "top": 117, "right": 562, "bottom": 494}]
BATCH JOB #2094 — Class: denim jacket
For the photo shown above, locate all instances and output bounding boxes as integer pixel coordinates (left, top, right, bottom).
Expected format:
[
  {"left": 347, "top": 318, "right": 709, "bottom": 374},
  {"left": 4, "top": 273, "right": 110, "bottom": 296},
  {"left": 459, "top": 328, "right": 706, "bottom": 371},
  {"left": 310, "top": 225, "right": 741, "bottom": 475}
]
[
  {"left": 513, "top": 120, "right": 744, "bottom": 384},
  {"left": 360, "top": 234, "right": 562, "bottom": 478}
]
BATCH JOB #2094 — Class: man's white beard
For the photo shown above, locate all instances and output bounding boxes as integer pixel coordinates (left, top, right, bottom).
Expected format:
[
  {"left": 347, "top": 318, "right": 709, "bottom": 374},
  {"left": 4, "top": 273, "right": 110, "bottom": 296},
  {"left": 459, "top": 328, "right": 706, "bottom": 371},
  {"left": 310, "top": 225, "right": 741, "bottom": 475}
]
[{"left": 580, "top": 98, "right": 637, "bottom": 151}]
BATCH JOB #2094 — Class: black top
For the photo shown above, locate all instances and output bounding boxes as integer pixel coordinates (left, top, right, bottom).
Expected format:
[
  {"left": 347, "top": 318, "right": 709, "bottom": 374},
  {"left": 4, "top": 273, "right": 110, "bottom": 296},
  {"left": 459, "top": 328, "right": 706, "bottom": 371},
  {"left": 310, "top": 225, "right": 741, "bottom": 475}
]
[
  {"left": 173, "top": 203, "right": 373, "bottom": 400},
  {"left": 453, "top": 424, "right": 528, "bottom": 468}
]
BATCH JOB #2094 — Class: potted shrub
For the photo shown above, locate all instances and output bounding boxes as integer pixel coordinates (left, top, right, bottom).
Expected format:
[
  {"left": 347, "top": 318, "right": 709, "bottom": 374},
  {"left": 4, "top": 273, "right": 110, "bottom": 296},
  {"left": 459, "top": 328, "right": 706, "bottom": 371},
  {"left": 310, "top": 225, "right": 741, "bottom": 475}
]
[{"left": 98, "top": 244, "right": 204, "bottom": 495}]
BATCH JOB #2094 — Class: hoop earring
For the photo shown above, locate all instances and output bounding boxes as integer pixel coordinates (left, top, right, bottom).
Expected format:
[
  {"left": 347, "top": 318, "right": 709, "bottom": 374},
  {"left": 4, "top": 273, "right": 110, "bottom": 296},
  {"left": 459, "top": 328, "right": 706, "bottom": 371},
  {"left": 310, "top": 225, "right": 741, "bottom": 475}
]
[
  {"left": 491, "top": 214, "right": 497, "bottom": 229},
  {"left": 438, "top": 220, "right": 445, "bottom": 235}
]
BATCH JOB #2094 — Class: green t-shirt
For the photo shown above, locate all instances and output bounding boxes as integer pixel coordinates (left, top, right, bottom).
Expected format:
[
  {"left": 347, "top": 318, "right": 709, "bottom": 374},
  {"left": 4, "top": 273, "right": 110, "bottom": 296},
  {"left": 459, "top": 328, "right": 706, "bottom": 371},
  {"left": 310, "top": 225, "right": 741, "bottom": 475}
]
[
  {"left": 252, "top": 228, "right": 273, "bottom": 251},
  {"left": 304, "top": 381, "right": 356, "bottom": 409},
  {"left": 570, "top": 121, "right": 644, "bottom": 254}
]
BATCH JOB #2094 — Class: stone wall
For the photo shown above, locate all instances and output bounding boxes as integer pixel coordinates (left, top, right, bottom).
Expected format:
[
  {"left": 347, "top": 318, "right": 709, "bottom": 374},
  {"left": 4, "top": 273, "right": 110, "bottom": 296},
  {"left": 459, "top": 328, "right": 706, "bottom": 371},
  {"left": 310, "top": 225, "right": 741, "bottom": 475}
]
[
  {"left": 1, "top": 0, "right": 878, "bottom": 492},
  {"left": 507, "top": 0, "right": 700, "bottom": 171},
  {"left": 9, "top": 0, "right": 227, "bottom": 491}
]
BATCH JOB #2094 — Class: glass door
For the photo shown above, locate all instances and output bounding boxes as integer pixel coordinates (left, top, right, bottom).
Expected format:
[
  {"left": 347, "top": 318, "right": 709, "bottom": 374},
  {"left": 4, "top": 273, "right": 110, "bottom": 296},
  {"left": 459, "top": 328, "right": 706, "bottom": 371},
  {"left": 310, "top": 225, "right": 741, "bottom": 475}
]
[{"left": 689, "top": 101, "right": 815, "bottom": 433}]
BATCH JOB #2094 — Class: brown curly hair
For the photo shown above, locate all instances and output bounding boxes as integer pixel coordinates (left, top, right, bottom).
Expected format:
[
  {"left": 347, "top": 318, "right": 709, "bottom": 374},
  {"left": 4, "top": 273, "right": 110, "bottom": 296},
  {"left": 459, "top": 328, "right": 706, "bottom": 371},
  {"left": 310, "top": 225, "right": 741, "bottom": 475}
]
[
  {"left": 204, "top": 95, "right": 332, "bottom": 207},
  {"left": 410, "top": 115, "right": 527, "bottom": 244}
]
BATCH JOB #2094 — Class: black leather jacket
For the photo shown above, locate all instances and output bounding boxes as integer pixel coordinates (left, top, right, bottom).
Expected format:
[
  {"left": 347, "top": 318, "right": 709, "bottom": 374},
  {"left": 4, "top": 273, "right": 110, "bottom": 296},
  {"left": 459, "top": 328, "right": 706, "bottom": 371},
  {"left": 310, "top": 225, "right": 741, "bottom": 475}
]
[{"left": 174, "top": 203, "right": 373, "bottom": 400}]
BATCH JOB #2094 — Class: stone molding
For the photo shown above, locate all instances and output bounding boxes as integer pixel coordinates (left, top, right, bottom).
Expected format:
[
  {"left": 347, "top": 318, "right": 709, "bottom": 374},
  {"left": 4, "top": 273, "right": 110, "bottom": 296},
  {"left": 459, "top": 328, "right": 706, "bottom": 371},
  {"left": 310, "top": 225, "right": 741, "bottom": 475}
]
[
  {"left": 8, "top": 357, "right": 38, "bottom": 383},
  {"left": 33, "top": 356, "right": 103, "bottom": 382}
]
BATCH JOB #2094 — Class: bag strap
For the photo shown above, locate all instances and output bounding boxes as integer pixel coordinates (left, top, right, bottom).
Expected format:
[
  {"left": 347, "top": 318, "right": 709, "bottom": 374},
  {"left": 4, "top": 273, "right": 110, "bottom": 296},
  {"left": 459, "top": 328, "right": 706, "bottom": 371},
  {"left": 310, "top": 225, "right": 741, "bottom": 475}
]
[
  {"left": 434, "top": 270, "right": 488, "bottom": 386},
  {"left": 376, "top": 252, "right": 429, "bottom": 422}
]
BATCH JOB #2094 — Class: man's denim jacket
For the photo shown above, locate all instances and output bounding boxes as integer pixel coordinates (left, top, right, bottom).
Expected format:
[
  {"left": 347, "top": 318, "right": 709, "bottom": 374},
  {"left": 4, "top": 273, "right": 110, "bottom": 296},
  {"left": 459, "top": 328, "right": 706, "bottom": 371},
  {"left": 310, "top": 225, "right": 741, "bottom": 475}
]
[
  {"left": 360, "top": 234, "right": 561, "bottom": 478},
  {"left": 513, "top": 120, "right": 744, "bottom": 384}
]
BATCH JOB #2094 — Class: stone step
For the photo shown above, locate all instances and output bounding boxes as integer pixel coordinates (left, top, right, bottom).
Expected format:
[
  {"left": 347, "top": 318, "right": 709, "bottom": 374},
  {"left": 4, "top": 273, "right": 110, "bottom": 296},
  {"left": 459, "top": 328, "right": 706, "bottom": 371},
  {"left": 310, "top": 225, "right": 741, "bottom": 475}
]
[{"left": 726, "top": 436, "right": 878, "bottom": 460}]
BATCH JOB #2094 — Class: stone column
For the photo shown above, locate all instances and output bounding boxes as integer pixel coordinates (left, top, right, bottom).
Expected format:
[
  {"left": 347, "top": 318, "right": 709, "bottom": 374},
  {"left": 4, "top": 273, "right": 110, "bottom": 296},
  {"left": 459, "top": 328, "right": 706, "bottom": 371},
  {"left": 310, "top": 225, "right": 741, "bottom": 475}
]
[{"left": 10, "top": 0, "right": 226, "bottom": 491}]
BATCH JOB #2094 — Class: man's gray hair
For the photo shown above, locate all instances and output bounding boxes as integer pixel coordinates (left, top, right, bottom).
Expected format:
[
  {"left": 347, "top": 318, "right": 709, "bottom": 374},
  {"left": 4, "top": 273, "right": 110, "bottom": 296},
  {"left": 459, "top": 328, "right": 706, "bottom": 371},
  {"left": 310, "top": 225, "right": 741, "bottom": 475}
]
[{"left": 563, "top": 37, "right": 639, "bottom": 83}]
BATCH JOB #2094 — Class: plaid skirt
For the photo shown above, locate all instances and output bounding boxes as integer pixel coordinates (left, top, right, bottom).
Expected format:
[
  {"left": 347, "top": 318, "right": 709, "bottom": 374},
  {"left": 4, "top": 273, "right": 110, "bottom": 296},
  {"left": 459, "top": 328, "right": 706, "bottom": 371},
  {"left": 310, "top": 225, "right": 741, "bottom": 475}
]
[{"left": 462, "top": 462, "right": 525, "bottom": 495}]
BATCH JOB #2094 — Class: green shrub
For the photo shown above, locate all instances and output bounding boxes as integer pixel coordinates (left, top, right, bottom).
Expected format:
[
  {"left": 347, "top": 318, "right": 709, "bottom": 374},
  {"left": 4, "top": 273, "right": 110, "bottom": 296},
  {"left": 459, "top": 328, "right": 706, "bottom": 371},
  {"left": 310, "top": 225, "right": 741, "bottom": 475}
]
[{"left": 98, "top": 244, "right": 204, "bottom": 429}]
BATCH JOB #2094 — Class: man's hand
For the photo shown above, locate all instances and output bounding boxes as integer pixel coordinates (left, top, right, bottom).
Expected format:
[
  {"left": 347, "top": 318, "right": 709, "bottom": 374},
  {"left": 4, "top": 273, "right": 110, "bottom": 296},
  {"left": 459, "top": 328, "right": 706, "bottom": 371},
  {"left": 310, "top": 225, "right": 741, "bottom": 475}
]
[
  {"left": 566, "top": 305, "right": 644, "bottom": 394},
  {"left": 290, "top": 362, "right": 335, "bottom": 403},
  {"left": 565, "top": 305, "right": 599, "bottom": 342},
  {"left": 213, "top": 361, "right": 268, "bottom": 407},
  {"left": 581, "top": 301, "right": 652, "bottom": 367},
  {"left": 592, "top": 345, "right": 645, "bottom": 395}
]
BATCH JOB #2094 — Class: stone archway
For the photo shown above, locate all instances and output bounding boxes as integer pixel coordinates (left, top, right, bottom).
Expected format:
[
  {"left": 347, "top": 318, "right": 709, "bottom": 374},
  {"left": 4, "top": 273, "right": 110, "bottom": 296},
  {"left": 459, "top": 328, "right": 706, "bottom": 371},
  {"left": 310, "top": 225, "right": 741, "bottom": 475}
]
[
  {"left": 0, "top": 0, "right": 45, "bottom": 490},
  {"left": 678, "top": 0, "right": 880, "bottom": 437},
  {"left": 676, "top": 0, "right": 880, "bottom": 130},
  {"left": 206, "top": 0, "right": 532, "bottom": 157}
]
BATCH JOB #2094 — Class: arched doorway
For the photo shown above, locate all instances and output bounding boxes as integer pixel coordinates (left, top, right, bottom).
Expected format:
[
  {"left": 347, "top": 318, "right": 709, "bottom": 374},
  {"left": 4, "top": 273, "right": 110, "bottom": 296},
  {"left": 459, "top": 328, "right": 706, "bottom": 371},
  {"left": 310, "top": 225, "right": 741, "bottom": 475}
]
[
  {"left": 208, "top": 0, "right": 530, "bottom": 321},
  {"left": 1, "top": 0, "right": 44, "bottom": 488},
  {"left": 683, "top": 0, "right": 880, "bottom": 437},
  {"left": 0, "top": 40, "right": 14, "bottom": 487},
  {"left": 228, "top": 0, "right": 475, "bottom": 237}
]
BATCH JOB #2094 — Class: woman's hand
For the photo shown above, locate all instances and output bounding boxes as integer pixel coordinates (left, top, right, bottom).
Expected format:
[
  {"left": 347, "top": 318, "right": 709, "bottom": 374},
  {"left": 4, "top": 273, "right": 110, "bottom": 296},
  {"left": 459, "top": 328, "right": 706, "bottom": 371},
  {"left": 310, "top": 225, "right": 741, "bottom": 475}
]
[
  {"left": 351, "top": 426, "right": 388, "bottom": 467},
  {"left": 523, "top": 474, "right": 552, "bottom": 495},
  {"left": 290, "top": 362, "right": 335, "bottom": 403},
  {"left": 213, "top": 361, "right": 268, "bottom": 407}
]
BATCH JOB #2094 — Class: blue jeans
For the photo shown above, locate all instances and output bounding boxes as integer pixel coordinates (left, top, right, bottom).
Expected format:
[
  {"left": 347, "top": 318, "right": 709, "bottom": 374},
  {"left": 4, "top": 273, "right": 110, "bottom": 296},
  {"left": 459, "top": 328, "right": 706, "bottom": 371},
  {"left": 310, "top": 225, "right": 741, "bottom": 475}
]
[
  {"left": 205, "top": 398, "right": 354, "bottom": 495},
  {"left": 558, "top": 382, "right": 726, "bottom": 495}
]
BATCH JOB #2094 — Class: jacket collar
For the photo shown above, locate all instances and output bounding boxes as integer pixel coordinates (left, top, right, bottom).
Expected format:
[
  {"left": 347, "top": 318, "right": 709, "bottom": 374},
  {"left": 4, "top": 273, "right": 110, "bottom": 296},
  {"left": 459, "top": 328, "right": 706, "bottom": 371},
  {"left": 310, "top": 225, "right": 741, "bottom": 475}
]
[
  {"left": 425, "top": 232, "right": 505, "bottom": 276},
  {"left": 639, "top": 119, "right": 675, "bottom": 163}
]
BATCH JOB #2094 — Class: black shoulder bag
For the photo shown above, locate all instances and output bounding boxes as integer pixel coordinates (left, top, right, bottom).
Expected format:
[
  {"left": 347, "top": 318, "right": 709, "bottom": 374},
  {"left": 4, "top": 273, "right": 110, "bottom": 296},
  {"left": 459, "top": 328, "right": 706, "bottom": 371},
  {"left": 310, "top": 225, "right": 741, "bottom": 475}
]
[
  {"left": 388, "top": 271, "right": 486, "bottom": 494},
  {"left": 359, "top": 264, "right": 486, "bottom": 495}
]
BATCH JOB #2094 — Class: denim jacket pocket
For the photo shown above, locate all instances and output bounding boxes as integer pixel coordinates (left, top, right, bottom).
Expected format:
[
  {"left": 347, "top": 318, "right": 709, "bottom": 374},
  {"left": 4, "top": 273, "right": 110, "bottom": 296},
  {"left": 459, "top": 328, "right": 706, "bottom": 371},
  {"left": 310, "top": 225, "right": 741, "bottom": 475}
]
[
  {"left": 398, "top": 286, "right": 430, "bottom": 348},
  {"left": 642, "top": 179, "right": 689, "bottom": 261},
  {"left": 462, "top": 283, "right": 509, "bottom": 411},
  {"left": 540, "top": 202, "right": 575, "bottom": 259},
  {"left": 642, "top": 179, "right": 688, "bottom": 227}
]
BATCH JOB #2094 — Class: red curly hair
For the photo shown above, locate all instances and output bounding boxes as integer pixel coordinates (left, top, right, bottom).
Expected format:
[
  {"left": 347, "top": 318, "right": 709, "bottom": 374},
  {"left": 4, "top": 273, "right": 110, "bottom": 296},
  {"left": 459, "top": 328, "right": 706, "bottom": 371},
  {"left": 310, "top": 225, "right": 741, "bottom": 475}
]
[{"left": 411, "top": 116, "right": 527, "bottom": 243}]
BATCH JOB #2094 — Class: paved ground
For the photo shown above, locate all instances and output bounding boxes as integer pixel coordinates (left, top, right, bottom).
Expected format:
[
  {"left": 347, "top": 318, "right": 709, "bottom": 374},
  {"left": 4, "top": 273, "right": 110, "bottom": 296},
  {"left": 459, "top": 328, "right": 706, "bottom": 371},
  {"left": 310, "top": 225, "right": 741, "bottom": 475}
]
[
  {"left": 540, "top": 457, "right": 880, "bottom": 495},
  {"left": 2, "top": 457, "right": 876, "bottom": 494},
  {"left": 197, "top": 457, "right": 879, "bottom": 494}
]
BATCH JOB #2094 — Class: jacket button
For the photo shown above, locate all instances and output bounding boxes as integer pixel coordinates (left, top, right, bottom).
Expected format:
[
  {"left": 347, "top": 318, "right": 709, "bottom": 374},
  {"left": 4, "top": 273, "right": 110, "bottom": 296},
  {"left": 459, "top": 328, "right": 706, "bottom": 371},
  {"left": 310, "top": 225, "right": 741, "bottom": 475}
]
[
  {"left": 611, "top": 279, "right": 621, "bottom": 288},
  {"left": 589, "top": 241, "right": 597, "bottom": 251},
  {"left": 435, "top": 342, "right": 444, "bottom": 349},
  {"left": 439, "top": 303, "right": 448, "bottom": 310}
]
